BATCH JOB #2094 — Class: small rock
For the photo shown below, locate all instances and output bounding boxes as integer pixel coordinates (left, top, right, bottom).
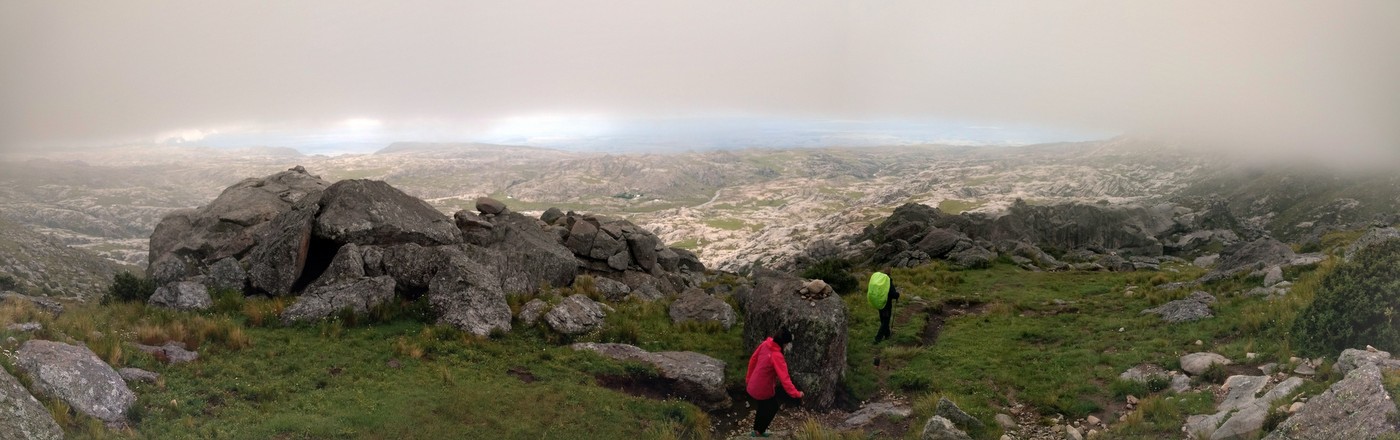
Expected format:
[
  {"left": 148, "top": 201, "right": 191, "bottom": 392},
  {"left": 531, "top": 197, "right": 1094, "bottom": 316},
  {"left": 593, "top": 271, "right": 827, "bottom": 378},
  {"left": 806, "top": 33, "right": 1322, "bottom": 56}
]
[
  {"left": 1066, "top": 425, "right": 1084, "bottom": 440},
  {"left": 1126, "top": 395, "right": 1139, "bottom": 405},
  {"left": 6, "top": 322, "right": 41, "bottom": 332},
  {"left": 475, "top": 196, "right": 507, "bottom": 215},
  {"left": 117, "top": 368, "right": 159, "bottom": 384},
  {"left": 935, "top": 397, "right": 984, "bottom": 430},
  {"left": 1195, "top": 340, "right": 1204, "bottom": 345},
  {"left": 995, "top": 413, "right": 1018, "bottom": 429},
  {"left": 1294, "top": 363, "right": 1316, "bottom": 375},
  {"left": 1086, "top": 415, "right": 1101, "bottom": 426},
  {"left": 1180, "top": 352, "right": 1231, "bottom": 375},
  {"left": 1288, "top": 402, "right": 1303, "bottom": 413}
]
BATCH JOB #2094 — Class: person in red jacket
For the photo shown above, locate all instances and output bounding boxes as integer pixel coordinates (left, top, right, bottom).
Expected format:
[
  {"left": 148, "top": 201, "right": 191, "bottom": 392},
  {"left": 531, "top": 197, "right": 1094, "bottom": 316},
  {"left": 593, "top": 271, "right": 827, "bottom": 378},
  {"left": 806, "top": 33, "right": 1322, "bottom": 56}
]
[{"left": 745, "top": 328, "right": 804, "bottom": 437}]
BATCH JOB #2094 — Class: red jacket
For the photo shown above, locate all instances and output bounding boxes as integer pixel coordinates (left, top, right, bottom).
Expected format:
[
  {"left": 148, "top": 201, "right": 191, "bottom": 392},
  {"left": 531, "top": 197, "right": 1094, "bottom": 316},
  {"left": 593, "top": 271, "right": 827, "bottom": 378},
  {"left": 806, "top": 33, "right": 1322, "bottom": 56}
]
[{"left": 745, "top": 337, "right": 803, "bottom": 400}]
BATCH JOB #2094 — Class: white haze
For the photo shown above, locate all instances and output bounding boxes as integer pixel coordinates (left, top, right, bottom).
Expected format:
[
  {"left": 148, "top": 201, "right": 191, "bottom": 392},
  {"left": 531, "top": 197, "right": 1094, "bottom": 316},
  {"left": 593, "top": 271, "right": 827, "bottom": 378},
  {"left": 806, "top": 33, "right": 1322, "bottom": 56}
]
[{"left": 1, "top": 1, "right": 1397, "bottom": 167}]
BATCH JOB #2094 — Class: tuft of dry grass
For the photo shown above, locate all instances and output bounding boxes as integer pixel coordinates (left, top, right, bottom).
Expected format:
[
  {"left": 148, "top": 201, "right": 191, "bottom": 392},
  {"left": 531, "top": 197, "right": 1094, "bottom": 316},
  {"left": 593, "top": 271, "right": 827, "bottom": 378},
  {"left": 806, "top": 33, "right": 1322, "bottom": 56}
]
[{"left": 241, "top": 297, "right": 287, "bottom": 328}]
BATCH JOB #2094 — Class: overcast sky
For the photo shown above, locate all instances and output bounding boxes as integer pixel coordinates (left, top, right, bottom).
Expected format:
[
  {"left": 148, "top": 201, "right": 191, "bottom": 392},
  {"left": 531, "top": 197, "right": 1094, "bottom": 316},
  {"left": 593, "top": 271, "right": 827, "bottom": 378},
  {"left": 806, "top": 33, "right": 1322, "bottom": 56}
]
[{"left": 2, "top": 1, "right": 1397, "bottom": 163}]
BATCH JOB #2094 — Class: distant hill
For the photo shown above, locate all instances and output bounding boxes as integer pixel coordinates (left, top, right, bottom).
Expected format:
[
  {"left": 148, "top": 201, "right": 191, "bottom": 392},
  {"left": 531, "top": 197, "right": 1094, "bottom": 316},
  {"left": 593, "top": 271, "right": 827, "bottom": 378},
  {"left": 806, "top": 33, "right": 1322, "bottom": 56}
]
[
  {"left": 0, "top": 216, "right": 129, "bottom": 299},
  {"left": 1175, "top": 167, "right": 1400, "bottom": 243}
]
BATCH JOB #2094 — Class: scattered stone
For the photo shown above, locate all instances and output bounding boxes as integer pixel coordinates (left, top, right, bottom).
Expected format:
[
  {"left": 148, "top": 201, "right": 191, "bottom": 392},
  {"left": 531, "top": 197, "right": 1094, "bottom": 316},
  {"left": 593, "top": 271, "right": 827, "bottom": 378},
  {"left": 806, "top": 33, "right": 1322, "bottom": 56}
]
[
  {"left": 117, "top": 368, "right": 159, "bottom": 384},
  {"left": 1086, "top": 415, "right": 1101, "bottom": 426},
  {"left": 6, "top": 322, "right": 41, "bottom": 332},
  {"left": 936, "top": 397, "right": 984, "bottom": 430},
  {"left": 995, "top": 413, "right": 1018, "bottom": 430},
  {"left": 1119, "top": 363, "right": 1170, "bottom": 384},
  {"left": 1180, "top": 352, "right": 1231, "bottom": 375},
  {"left": 1142, "top": 292, "right": 1216, "bottom": 323},
  {"left": 148, "top": 280, "right": 212, "bottom": 311},
  {"left": 920, "top": 415, "right": 973, "bottom": 440},
  {"left": 135, "top": 342, "right": 199, "bottom": 364},
  {"left": 1293, "top": 363, "right": 1316, "bottom": 376},
  {"left": 544, "top": 295, "right": 607, "bottom": 335},
  {"left": 15, "top": 340, "right": 135, "bottom": 424},
  {"left": 1259, "top": 363, "right": 1279, "bottom": 375},
  {"left": 1185, "top": 376, "right": 1304, "bottom": 440},
  {"left": 0, "top": 293, "right": 64, "bottom": 316},
  {"left": 516, "top": 299, "right": 548, "bottom": 327},
  {"left": 571, "top": 342, "right": 730, "bottom": 410},
  {"left": 1066, "top": 425, "right": 1083, "bottom": 440},
  {"left": 840, "top": 401, "right": 912, "bottom": 429},
  {"left": 0, "top": 364, "right": 63, "bottom": 440},
  {"left": 1262, "top": 266, "right": 1284, "bottom": 286},
  {"left": 1171, "top": 374, "right": 1191, "bottom": 393}
]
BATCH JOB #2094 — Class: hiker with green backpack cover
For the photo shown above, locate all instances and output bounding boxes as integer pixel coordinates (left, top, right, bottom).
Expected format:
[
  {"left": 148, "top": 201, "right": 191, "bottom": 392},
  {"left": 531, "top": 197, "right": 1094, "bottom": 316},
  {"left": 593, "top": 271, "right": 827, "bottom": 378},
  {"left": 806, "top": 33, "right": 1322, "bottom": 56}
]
[{"left": 869, "top": 271, "right": 901, "bottom": 344}]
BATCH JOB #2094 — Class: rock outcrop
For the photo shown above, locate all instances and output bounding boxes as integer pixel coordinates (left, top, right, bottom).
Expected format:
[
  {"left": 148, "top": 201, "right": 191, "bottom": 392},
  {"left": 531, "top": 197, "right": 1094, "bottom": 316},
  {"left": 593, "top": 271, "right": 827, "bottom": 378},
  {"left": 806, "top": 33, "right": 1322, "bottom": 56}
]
[
  {"left": 1184, "top": 375, "right": 1304, "bottom": 440},
  {"left": 668, "top": 288, "right": 736, "bottom": 330},
  {"left": 742, "top": 269, "right": 848, "bottom": 409},
  {"left": 148, "top": 166, "right": 330, "bottom": 282},
  {"left": 147, "top": 280, "right": 212, "bottom": 311},
  {"left": 1263, "top": 364, "right": 1397, "bottom": 439},
  {"left": 1142, "top": 291, "right": 1215, "bottom": 323},
  {"left": 0, "top": 366, "right": 63, "bottom": 440},
  {"left": 15, "top": 340, "right": 135, "bottom": 425},
  {"left": 544, "top": 294, "right": 606, "bottom": 335},
  {"left": 571, "top": 342, "right": 730, "bottom": 410}
]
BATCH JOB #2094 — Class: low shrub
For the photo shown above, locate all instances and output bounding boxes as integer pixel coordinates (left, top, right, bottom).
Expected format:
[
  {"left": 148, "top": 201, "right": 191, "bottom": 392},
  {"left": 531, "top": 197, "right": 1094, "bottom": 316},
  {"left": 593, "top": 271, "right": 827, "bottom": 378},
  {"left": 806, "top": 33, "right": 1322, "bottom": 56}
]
[
  {"left": 801, "top": 258, "right": 858, "bottom": 295},
  {"left": 1293, "top": 238, "right": 1400, "bottom": 356},
  {"left": 105, "top": 272, "right": 156, "bottom": 304}
]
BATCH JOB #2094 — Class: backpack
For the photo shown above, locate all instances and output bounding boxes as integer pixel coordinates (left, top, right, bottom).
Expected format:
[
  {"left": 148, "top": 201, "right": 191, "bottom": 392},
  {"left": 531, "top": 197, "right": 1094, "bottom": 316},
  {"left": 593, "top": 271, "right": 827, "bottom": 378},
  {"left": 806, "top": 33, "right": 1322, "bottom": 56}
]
[{"left": 867, "top": 272, "right": 891, "bottom": 309}]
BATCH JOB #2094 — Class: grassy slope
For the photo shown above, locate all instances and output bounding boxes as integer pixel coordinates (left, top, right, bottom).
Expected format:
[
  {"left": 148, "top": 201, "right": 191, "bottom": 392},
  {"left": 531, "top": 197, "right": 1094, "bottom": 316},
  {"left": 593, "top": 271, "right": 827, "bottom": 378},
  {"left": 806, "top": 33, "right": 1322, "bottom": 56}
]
[{"left": 0, "top": 246, "right": 1350, "bottom": 440}]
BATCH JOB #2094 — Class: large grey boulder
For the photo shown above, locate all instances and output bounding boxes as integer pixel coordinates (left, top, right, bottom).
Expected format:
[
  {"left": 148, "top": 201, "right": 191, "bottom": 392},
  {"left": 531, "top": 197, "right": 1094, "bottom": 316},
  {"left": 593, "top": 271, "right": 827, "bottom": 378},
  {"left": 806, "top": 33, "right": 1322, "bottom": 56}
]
[
  {"left": 921, "top": 415, "right": 973, "bottom": 440},
  {"left": 0, "top": 366, "right": 63, "bottom": 440},
  {"left": 427, "top": 255, "right": 512, "bottom": 336},
  {"left": 915, "top": 228, "right": 968, "bottom": 259},
  {"left": 626, "top": 233, "right": 659, "bottom": 272},
  {"left": 1343, "top": 227, "right": 1400, "bottom": 262},
  {"left": 1209, "top": 238, "right": 1296, "bottom": 280},
  {"left": 463, "top": 212, "right": 577, "bottom": 294},
  {"left": 1263, "top": 364, "right": 1397, "bottom": 440},
  {"left": 743, "top": 269, "right": 848, "bottom": 409},
  {"left": 205, "top": 257, "right": 247, "bottom": 292},
  {"left": 313, "top": 179, "right": 462, "bottom": 246},
  {"left": 15, "top": 340, "right": 135, "bottom": 424},
  {"left": 545, "top": 295, "right": 607, "bottom": 335},
  {"left": 1336, "top": 347, "right": 1400, "bottom": 374},
  {"left": 592, "top": 276, "right": 632, "bottom": 302},
  {"left": 281, "top": 276, "right": 396, "bottom": 324},
  {"left": 572, "top": 342, "right": 730, "bottom": 410},
  {"left": 148, "top": 166, "right": 330, "bottom": 277},
  {"left": 1180, "top": 352, "right": 1231, "bottom": 375},
  {"left": 246, "top": 190, "right": 322, "bottom": 296},
  {"left": 148, "top": 280, "right": 212, "bottom": 311},
  {"left": 1206, "top": 377, "right": 1304, "bottom": 440},
  {"left": 474, "top": 196, "right": 507, "bottom": 215},
  {"left": 564, "top": 220, "right": 600, "bottom": 257},
  {"left": 1142, "top": 291, "right": 1215, "bottom": 323},
  {"left": 516, "top": 299, "right": 549, "bottom": 327},
  {"left": 947, "top": 241, "right": 994, "bottom": 269},
  {"left": 668, "top": 288, "right": 737, "bottom": 330}
]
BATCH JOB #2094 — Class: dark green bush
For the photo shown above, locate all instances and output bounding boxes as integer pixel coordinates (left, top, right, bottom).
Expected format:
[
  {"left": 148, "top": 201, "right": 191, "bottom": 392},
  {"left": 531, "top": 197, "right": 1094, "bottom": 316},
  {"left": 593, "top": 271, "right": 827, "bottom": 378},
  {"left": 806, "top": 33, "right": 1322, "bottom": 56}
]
[
  {"left": 0, "top": 273, "right": 21, "bottom": 292},
  {"left": 1292, "top": 238, "right": 1400, "bottom": 356},
  {"left": 800, "top": 258, "right": 858, "bottom": 295},
  {"left": 105, "top": 272, "right": 155, "bottom": 304}
]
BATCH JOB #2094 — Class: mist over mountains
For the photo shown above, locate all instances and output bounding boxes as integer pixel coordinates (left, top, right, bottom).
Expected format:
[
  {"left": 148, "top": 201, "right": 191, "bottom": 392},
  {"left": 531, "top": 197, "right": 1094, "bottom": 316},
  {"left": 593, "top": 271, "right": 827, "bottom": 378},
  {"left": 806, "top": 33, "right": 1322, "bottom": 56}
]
[{"left": 2, "top": 137, "right": 1395, "bottom": 277}]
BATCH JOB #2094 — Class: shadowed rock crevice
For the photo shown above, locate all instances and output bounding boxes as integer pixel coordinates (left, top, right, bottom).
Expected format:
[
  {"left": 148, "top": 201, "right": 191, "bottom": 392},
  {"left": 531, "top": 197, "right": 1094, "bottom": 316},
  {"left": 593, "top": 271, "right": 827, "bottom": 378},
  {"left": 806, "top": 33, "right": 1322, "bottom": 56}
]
[{"left": 290, "top": 237, "right": 342, "bottom": 293}]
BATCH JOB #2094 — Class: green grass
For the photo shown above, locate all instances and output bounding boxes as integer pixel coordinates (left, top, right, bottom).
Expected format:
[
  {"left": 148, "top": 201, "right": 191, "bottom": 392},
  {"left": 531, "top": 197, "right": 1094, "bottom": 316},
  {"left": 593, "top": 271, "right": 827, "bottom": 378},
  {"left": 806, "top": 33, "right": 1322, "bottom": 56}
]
[
  {"left": 937, "top": 199, "right": 985, "bottom": 215},
  {"left": 703, "top": 218, "right": 748, "bottom": 231}
]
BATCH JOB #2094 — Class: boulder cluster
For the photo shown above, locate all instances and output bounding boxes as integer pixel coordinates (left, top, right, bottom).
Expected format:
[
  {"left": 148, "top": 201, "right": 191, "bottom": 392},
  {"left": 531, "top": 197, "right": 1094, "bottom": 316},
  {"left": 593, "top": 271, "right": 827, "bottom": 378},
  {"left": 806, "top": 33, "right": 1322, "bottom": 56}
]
[
  {"left": 852, "top": 199, "right": 1265, "bottom": 272},
  {"left": 143, "top": 166, "right": 706, "bottom": 335}
]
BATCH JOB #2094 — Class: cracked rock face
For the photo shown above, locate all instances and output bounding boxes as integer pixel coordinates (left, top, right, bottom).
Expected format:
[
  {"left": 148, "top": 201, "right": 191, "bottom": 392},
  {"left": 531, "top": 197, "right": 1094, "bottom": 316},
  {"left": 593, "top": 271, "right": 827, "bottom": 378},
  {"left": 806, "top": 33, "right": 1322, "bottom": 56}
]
[
  {"left": 1263, "top": 364, "right": 1397, "bottom": 440},
  {"left": 15, "top": 340, "right": 135, "bottom": 425},
  {"left": 0, "top": 365, "right": 63, "bottom": 440}
]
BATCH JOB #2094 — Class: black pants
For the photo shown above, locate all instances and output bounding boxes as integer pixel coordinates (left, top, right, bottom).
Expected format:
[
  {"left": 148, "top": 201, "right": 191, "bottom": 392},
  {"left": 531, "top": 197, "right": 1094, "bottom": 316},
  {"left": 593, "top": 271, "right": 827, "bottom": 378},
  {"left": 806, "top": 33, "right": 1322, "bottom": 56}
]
[
  {"left": 874, "top": 286, "right": 899, "bottom": 344},
  {"left": 753, "top": 393, "right": 782, "bottom": 434}
]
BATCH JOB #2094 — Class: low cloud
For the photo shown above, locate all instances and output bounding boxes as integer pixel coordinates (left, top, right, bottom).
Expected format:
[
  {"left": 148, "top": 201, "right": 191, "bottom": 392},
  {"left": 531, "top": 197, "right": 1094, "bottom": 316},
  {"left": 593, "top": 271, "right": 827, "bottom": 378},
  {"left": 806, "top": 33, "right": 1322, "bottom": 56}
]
[{"left": 1, "top": 1, "right": 1396, "bottom": 166}]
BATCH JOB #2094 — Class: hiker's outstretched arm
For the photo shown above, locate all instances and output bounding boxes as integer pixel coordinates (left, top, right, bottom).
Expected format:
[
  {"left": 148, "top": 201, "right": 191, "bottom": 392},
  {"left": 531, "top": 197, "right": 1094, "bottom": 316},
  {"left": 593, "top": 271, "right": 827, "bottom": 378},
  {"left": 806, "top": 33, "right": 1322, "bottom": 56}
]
[{"left": 771, "top": 352, "right": 803, "bottom": 398}]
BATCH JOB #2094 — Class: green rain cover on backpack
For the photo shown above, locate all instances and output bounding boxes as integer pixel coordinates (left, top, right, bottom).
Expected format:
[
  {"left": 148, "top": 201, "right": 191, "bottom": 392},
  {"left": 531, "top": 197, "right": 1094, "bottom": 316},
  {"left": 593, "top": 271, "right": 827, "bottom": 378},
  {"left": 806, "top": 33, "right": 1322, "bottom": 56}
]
[{"left": 868, "top": 272, "right": 891, "bottom": 309}]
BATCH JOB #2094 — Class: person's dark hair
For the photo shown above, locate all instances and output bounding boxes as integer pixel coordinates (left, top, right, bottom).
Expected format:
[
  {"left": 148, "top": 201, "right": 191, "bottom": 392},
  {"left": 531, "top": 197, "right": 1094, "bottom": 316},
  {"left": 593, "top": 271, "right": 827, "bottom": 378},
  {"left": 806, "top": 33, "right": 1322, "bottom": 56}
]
[{"left": 772, "top": 328, "right": 793, "bottom": 346}]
